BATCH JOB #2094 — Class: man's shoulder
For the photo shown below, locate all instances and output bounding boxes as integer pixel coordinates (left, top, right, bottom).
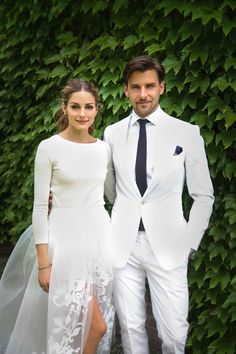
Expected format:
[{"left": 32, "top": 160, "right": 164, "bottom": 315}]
[{"left": 104, "top": 114, "right": 131, "bottom": 134}]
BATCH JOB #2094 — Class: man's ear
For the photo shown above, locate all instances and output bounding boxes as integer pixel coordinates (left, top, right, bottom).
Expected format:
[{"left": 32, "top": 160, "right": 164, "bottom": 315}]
[
  {"left": 124, "top": 85, "right": 129, "bottom": 98},
  {"left": 160, "top": 81, "right": 165, "bottom": 95}
]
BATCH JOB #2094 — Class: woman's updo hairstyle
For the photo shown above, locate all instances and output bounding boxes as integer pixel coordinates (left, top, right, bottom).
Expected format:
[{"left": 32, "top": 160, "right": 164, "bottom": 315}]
[{"left": 57, "top": 79, "right": 100, "bottom": 133}]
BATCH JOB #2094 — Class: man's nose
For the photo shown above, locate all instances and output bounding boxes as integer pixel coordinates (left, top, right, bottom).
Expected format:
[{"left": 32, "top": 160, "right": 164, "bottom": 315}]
[{"left": 140, "top": 87, "right": 147, "bottom": 98}]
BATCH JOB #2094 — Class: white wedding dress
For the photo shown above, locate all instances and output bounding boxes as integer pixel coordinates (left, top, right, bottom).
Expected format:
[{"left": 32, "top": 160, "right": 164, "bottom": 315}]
[{"left": 0, "top": 135, "right": 115, "bottom": 354}]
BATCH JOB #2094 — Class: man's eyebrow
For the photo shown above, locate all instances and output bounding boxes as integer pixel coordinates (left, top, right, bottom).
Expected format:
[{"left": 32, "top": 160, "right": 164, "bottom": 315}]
[
  {"left": 130, "top": 82, "right": 157, "bottom": 87},
  {"left": 70, "top": 102, "right": 95, "bottom": 105}
]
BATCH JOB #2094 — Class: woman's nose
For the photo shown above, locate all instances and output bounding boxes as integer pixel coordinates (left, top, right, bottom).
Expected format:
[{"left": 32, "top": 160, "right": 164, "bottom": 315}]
[{"left": 79, "top": 108, "right": 86, "bottom": 117}]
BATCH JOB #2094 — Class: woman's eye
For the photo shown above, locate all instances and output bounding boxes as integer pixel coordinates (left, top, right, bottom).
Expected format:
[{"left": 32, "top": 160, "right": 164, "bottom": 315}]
[
  {"left": 71, "top": 105, "right": 79, "bottom": 109},
  {"left": 86, "top": 105, "right": 94, "bottom": 110}
]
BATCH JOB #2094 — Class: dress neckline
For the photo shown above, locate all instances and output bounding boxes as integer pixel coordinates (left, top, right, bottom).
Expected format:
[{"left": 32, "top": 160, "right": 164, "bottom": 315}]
[{"left": 55, "top": 134, "right": 99, "bottom": 145}]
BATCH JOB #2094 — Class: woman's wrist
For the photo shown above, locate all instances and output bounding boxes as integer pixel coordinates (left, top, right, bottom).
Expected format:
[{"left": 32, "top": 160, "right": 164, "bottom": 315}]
[{"left": 38, "top": 264, "right": 52, "bottom": 270}]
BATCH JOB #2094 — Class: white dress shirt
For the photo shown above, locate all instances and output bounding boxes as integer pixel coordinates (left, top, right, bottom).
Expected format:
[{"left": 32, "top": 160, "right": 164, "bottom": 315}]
[{"left": 127, "top": 106, "right": 161, "bottom": 188}]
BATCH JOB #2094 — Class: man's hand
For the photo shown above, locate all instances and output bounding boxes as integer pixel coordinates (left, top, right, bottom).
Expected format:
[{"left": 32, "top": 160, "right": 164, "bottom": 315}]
[{"left": 189, "top": 248, "right": 197, "bottom": 260}]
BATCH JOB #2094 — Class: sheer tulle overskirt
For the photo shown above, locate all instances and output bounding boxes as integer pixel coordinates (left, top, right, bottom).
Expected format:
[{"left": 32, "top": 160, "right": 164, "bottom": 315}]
[{"left": 0, "top": 207, "right": 114, "bottom": 354}]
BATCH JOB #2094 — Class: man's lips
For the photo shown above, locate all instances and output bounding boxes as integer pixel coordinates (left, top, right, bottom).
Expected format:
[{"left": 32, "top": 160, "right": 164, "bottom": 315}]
[{"left": 137, "top": 101, "right": 151, "bottom": 104}]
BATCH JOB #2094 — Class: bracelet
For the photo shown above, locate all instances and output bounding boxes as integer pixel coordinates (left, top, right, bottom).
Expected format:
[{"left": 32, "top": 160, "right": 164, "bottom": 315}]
[{"left": 38, "top": 264, "right": 52, "bottom": 270}]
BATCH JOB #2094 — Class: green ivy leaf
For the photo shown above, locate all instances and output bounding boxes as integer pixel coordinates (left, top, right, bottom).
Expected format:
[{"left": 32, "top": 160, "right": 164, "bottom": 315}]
[
  {"left": 190, "top": 112, "right": 207, "bottom": 127},
  {"left": 57, "top": 31, "right": 75, "bottom": 45},
  {"left": 230, "top": 79, "right": 236, "bottom": 91},
  {"left": 159, "top": 0, "right": 184, "bottom": 16},
  {"left": 44, "top": 53, "right": 62, "bottom": 65},
  {"left": 222, "top": 18, "right": 236, "bottom": 36},
  {"left": 50, "top": 65, "right": 69, "bottom": 78},
  {"left": 112, "top": 0, "right": 128, "bottom": 14},
  {"left": 224, "top": 56, "right": 236, "bottom": 71},
  {"left": 99, "top": 71, "right": 120, "bottom": 87},
  {"left": 162, "top": 54, "right": 182, "bottom": 74},
  {"left": 145, "top": 43, "right": 165, "bottom": 55},
  {"left": 224, "top": 162, "right": 236, "bottom": 181},
  {"left": 92, "top": 0, "right": 108, "bottom": 14},
  {"left": 204, "top": 97, "right": 225, "bottom": 115},
  {"left": 122, "top": 35, "right": 140, "bottom": 50},
  {"left": 192, "top": 6, "right": 222, "bottom": 25},
  {"left": 207, "top": 317, "right": 224, "bottom": 337},
  {"left": 201, "top": 129, "right": 214, "bottom": 145},
  {"left": 180, "top": 20, "right": 201, "bottom": 42},
  {"left": 100, "top": 35, "right": 119, "bottom": 51},
  {"left": 181, "top": 94, "right": 197, "bottom": 109},
  {"left": 225, "top": 112, "right": 236, "bottom": 130},
  {"left": 211, "top": 76, "right": 230, "bottom": 92}
]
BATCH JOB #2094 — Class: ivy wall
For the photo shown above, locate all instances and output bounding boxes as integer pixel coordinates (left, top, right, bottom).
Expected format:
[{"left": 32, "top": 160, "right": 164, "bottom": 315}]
[{"left": 0, "top": 0, "right": 235, "bottom": 353}]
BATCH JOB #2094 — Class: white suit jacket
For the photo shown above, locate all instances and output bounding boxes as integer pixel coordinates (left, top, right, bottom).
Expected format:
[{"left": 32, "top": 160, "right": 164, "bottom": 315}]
[{"left": 104, "top": 108, "right": 214, "bottom": 270}]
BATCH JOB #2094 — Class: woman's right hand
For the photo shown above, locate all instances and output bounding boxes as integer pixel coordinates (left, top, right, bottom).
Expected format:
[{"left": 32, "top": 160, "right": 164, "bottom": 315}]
[{"left": 38, "top": 267, "right": 51, "bottom": 293}]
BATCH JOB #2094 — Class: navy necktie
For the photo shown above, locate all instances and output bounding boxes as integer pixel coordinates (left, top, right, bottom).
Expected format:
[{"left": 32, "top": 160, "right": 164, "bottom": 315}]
[
  {"left": 135, "top": 119, "right": 148, "bottom": 196},
  {"left": 135, "top": 119, "right": 148, "bottom": 231}
]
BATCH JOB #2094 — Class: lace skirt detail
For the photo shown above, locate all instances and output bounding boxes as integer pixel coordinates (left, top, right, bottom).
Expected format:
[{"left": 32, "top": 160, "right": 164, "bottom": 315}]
[{"left": 0, "top": 207, "right": 114, "bottom": 354}]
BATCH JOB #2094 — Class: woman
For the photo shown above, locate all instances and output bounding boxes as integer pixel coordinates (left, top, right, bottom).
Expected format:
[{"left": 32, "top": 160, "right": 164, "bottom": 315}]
[{"left": 0, "top": 79, "right": 115, "bottom": 354}]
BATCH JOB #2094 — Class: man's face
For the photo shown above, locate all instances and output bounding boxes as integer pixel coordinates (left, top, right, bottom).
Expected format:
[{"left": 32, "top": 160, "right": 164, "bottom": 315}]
[{"left": 124, "top": 69, "right": 165, "bottom": 118}]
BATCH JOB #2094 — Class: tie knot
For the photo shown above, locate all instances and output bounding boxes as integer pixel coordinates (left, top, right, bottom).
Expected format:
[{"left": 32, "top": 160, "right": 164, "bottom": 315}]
[{"left": 138, "top": 119, "right": 148, "bottom": 127}]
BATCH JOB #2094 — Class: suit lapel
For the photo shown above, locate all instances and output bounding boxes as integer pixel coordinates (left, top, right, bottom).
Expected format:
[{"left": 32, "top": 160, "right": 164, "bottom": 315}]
[
  {"left": 113, "top": 116, "right": 140, "bottom": 197},
  {"left": 113, "top": 109, "right": 179, "bottom": 199},
  {"left": 144, "top": 112, "right": 177, "bottom": 197}
]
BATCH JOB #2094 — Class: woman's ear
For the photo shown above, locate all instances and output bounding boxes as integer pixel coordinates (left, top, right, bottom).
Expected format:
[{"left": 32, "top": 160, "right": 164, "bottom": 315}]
[{"left": 62, "top": 104, "right": 67, "bottom": 115}]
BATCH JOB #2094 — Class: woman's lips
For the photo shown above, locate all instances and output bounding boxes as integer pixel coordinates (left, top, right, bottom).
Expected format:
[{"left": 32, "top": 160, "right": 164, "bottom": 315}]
[{"left": 76, "top": 120, "right": 89, "bottom": 124}]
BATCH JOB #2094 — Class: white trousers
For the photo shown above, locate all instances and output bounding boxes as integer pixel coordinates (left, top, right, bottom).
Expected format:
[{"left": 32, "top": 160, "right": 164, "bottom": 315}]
[{"left": 113, "top": 232, "right": 189, "bottom": 354}]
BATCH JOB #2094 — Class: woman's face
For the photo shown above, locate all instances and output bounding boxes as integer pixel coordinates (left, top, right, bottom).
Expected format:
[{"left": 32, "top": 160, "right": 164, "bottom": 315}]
[{"left": 63, "top": 90, "right": 97, "bottom": 132}]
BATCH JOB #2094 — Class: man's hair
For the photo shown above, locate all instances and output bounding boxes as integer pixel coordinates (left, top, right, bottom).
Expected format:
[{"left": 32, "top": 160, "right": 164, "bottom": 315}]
[{"left": 123, "top": 55, "right": 165, "bottom": 85}]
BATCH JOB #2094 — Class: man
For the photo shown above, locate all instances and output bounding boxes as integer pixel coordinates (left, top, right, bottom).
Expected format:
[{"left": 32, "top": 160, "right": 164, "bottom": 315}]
[{"left": 104, "top": 55, "right": 214, "bottom": 354}]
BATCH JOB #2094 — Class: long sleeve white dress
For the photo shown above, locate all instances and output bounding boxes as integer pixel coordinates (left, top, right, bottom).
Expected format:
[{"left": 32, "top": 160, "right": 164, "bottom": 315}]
[{"left": 0, "top": 135, "right": 115, "bottom": 354}]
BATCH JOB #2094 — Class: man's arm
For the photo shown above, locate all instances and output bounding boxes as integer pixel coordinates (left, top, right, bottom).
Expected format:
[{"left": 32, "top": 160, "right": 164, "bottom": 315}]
[
  {"left": 104, "top": 127, "right": 116, "bottom": 205},
  {"left": 185, "top": 125, "right": 214, "bottom": 251}
]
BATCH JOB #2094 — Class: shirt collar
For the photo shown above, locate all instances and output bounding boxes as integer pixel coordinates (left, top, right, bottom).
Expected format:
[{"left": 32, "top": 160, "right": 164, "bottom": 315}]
[{"left": 130, "top": 106, "right": 161, "bottom": 126}]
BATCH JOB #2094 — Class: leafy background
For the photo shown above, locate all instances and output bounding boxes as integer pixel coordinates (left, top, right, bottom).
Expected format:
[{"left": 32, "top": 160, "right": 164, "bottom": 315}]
[{"left": 0, "top": 0, "right": 235, "bottom": 353}]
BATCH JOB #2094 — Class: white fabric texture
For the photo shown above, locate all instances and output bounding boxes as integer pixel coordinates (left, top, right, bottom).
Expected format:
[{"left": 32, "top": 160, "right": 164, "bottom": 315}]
[
  {"left": 104, "top": 107, "right": 214, "bottom": 269},
  {"left": 113, "top": 232, "right": 189, "bottom": 354},
  {"left": 0, "top": 135, "right": 114, "bottom": 354}
]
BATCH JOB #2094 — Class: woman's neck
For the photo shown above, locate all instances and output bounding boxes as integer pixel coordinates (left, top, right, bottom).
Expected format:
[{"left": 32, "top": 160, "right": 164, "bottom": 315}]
[{"left": 60, "top": 129, "right": 96, "bottom": 144}]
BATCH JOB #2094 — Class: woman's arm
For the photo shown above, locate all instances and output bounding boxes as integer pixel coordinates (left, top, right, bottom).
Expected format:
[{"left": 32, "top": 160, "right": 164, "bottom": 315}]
[
  {"left": 36, "top": 244, "right": 51, "bottom": 292},
  {"left": 32, "top": 141, "right": 53, "bottom": 292}
]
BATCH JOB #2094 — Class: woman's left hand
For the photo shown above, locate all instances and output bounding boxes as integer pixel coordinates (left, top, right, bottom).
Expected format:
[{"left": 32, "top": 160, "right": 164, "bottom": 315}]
[{"left": 38, "top": 267, "right": 51, "bottom": 293}]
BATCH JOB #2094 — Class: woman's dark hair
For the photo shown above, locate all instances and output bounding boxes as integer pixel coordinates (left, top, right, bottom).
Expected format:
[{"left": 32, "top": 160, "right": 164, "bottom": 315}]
[
  {"left": 57, "top": 79, "right": 100, "bottom": 133},
  {"left": 123, "top": 55, "right": 165, "bottom": 85}
]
